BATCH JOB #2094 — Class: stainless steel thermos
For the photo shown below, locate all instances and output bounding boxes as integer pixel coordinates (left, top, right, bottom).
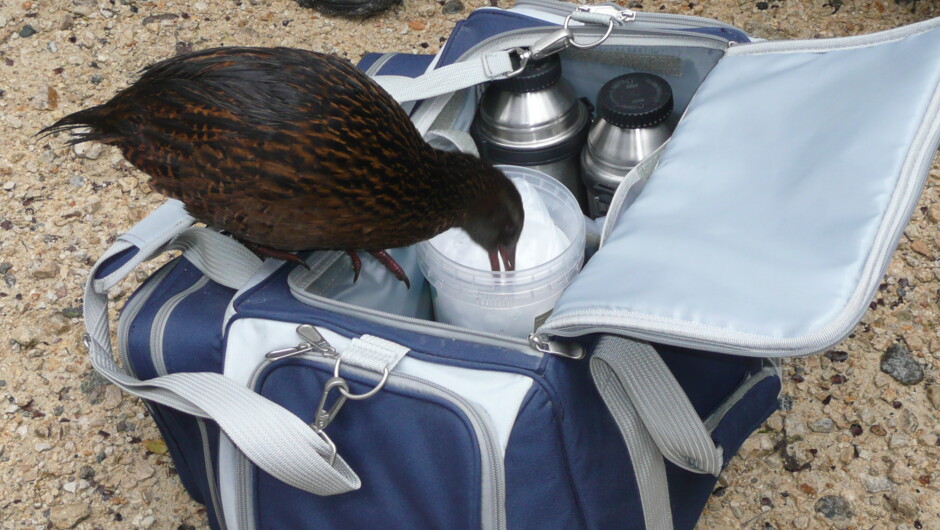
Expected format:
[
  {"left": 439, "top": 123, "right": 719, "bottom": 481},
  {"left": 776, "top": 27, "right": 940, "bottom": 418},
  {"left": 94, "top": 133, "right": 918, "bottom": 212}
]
[
  {"left": 581, "top": 73, "right": 675, "bottom": 218},
  {"left": 471, "top": 54, "right": 591, "bottom": 210}
]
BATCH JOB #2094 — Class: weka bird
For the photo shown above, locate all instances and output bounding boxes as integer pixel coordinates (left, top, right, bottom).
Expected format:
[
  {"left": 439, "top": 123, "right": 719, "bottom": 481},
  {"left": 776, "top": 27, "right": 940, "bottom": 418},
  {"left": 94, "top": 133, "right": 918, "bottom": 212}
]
[{"left": 42, "top": 47, "right": 524, "bottom": 286}]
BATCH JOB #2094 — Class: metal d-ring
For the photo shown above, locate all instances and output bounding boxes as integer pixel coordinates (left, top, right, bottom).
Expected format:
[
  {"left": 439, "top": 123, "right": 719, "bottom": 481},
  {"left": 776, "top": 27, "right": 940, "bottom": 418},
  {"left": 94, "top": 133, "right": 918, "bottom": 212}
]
[
  {"left": 333, "top": 357, "right": 390, "bottom": 400},
  {"left": 562, "top": 13, "right": 616, "bottom": 50}
]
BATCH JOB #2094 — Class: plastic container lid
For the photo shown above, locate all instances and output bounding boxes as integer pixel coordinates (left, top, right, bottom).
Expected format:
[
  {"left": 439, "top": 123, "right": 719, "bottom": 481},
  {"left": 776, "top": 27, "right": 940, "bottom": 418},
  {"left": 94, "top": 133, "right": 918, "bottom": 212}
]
[{"left": 597, "top": 73, "right": 674, "bottom": 129}]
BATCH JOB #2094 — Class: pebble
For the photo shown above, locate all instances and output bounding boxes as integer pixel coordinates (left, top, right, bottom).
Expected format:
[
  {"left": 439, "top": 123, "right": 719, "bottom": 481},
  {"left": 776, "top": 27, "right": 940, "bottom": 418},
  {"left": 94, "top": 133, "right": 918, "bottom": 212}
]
[
  {"left": 19, "top": 25, "right": 37, "bottom": 38},
  {"left": 886, "top": 493, "right": 919, "bottom": 517},
  {"left": 12, "top": 324, "right": 42, "bottom": 347},
  {"left": 880, "top": 343, "right": 924, "bottom": 386},
  {"left": 928, "top": 204, "right": 940, "bottom": 224},
  {"left": 888, "top": 433, "right": 914, "bottom": 449},
  {"left": 926, "top": 384, "right": 940, "bottom": 410},
  {"left": 863, "top": 475, "right": 895, "bottom": 493},
  {"left": 909, "top": 239, "right": 933, "bottom": 258},
  {"left": 69, "top": 175, "right": 87, "bottom": 188},
  {"left": 442, "top": 0, "right": 465, "bottom": 14},
  {"left": 888, "top": 461, "right": 913, "bottom": 484},
  {"left": 809, "top": 418, "right": 836, "bottom": 433},
  {"left": 815, "top": 495, "right": 851, "bottom": 519},
  {"left": 46, "top": 313, "right": 72, "bottom": 335},
  {"left": 48, "top": 502, "right": 91, "bottom": 529},
  {"left": 73, "top": 142, "right": 103, "bottom": 160},
  {"left": 102, "top": 385, "right": 123, "bottom": 410},
  {"left": 71, "top": 0, "right": 98, "bottom": 18},
  {"left": 35, "top": 442, "right": 53, "bottom": 452},
  {"left": 31, "top": 261, "right": 59, "bottom": 280}
]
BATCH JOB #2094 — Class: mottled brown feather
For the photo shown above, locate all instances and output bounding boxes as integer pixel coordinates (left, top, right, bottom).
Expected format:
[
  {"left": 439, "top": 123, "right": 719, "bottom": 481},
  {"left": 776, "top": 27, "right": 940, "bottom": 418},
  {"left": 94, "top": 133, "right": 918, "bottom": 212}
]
[{"left": 42, "top": 47, "right": 523, "bottom": 256}]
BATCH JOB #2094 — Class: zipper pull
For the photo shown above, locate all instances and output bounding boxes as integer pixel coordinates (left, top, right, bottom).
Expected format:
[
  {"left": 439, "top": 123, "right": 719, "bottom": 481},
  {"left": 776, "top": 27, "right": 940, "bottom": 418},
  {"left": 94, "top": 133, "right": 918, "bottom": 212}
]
[
  {"left": 575, "top": 4, "right": 636, "bottom": 24},
  {"left": 528, "top": 333, "right": 586, "bottom": 360},
  {"left": 265, "top": 324, "right": 337, "bottom": 360}
]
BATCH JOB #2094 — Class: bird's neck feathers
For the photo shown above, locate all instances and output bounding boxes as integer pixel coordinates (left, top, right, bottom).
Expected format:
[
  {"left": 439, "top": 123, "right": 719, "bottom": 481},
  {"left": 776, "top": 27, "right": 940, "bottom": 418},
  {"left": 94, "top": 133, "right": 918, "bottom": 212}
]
[{"left": 431, "top": 149, "right": 512, "bottom": 227}]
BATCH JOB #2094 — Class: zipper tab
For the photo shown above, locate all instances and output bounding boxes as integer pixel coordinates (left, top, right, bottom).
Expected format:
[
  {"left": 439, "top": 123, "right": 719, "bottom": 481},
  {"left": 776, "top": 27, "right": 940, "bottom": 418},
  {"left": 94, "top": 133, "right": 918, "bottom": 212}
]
[
  {"left": 297, "top": 324, "right": 337, "bottom": 356},
  {"left": 576, "top": 4, "right": 636, "bottom": 24},
  {"left": 528, "top": 333, "right": 586, "bottom": 360},
  {"left": 264, "top": 324, "right": 337, "bottom": 360}
]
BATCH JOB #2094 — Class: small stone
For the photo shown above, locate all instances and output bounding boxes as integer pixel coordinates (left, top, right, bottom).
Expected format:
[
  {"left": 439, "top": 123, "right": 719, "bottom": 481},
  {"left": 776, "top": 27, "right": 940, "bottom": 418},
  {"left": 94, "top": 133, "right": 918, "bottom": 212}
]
[
  {"left": 73, "top": 142, "right": 103, "bottom": 160},
  {"left": 63, "top": 481, "right": 79, "bottom": 493},
  {"left": 880, "top": 343, "right": 924, "bottom": 385},
  {"left": 139, "top": 515, "right": 156, "bottom": 528},
  {"left": 46, "top": 313, "right": 71, "bottom": 335},
  {"left": 886, "top": 493, "right": 919, "bottom": 517},
  {"left": 815, "top": 495, "right": 851, "bottom": 519},
  {"left": 408, "top": 20, "right": 426, "bottom": 30},
  {"left": 12, "top": 324, "right": 41, "bottom": 347},
  {"left": 194, "top": 1, "right": 209, "bottom": 11},
  {"left": 824, "top": 350, "right": 848, "bottom": 362},
  {"left": 888, "top": 461, "right": 913, "bottom": 484},
  {"left": 69, "top": 175, "right": 87, "bottom": 188},
  {"left": 863, "top": 475, "right": 895, "bottom": 493},
  {"left": 910, "top": 240, "right": 933, "bottom": 258},
  {"left": 79, "top": 465, "right": 95, "bottom": 480},
  {"left": 35, "top": 442, "right": 53, "bottom": 452},
  {"left": 926, "top": 384, "right": 940, "bottom": 410},
  {"left": 809, "top": 418, "right": 836, "bottom": 433},
  {"left": 870, "top": 424, "right": 887, "bottom": 436},
  {"left": 888, "top": 433, "right": 914, "bottom": 449},
  {"left": 442, "top": 0, "right": 465, "bottom": 14},
  {"left": 49, "top": 502, "right": 91, "bottom": 529},
  {"left": 31, "top": 261, "right": 59, "bottom": 279},
  {"left": 927, "top": 204, "right": 940, "bottom": 224},
  {"left": 899, "top": 409, "right": 918, "bottom": 434},
  {"left": 102, "top": 385, "right": 123, "bottom": 410},
  {"left": 57, "top": 13, "right": 74, "bottom": 30},
  {"left": 19, "top": 24, "right": 37, "bottom": 38}
]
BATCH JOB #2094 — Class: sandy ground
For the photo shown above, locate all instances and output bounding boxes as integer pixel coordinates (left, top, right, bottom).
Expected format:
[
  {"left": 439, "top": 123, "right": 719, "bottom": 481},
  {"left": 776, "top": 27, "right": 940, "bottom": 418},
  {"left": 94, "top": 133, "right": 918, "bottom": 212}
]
[{"left": 0, "top": 0, "right": 938, "bottom": 528}]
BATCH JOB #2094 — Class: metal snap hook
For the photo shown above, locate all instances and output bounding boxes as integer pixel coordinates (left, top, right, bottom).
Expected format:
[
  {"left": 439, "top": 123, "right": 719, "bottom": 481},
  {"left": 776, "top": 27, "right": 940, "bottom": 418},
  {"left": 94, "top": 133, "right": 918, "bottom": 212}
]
[
  {"left": 312, "top": 376, "right": 350, "bottom": 432},
  {"left": 332, "top": 357, "right": 391, "bottom": 400},
  {"left": 313, "top": 428, "right": 339, "bottom": 467},
  {"left": 562, "top": 15, "right": 617, "bottom": 50}
]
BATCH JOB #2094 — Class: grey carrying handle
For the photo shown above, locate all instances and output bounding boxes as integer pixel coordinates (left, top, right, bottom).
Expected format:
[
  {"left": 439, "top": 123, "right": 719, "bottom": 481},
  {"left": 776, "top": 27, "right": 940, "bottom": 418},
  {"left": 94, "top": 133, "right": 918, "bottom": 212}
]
[
  {"left": 591, "top": 335, "right": 726, "bottom": 530},
  {"left": 83, "top": 200, "right": 361, "bottom": 496}
]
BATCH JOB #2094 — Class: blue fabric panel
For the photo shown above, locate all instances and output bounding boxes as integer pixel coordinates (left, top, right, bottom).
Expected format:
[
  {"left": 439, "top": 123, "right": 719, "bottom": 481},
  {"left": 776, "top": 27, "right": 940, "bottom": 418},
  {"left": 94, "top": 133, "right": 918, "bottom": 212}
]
[
  {"left": 667, "top": 375, "right": 780, "bottom": 530},
  {"left": 656, "top": 343, "right": 763, "bottom": 419},
  {"left": 162, "top": 279, "right": 233, "bottom": 375},
  {"left": 504, "top": 385, "right": 583, "bottom": 529},
  {"left": 145, "top": 404, "right": 205, "bottom": 505},
  {"left": 125, "top": 258, "right": 200, "bottom": 379},
  {"left": 679, "top": 26, "right": 750, "bottom": 43},
  {"left": 541, "top": 353, "right": 645, "bottom": 527},
  {"left": 437, "top": 11, "right": 552, "bottom": 67},
  {"left": 357, "top": 52, "right": 383, "bottom": 72},
  {"left": 232, "top": 266, "right": 543, "bottom": 373},
  {"left": 254, "top": 360, "right": 480, "bottom": 529},
  {"left": 96, "top": 246, "right": 139, "bottom": 279},
  {"left": 358, "top": 53, "right": 435, "bottom": 77}
]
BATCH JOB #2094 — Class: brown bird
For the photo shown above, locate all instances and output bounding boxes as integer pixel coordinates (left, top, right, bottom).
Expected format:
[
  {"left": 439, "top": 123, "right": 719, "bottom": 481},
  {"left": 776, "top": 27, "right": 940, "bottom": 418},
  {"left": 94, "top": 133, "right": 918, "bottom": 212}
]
[{"left": 41, "top": 47, "right": 523, "bottom": 286}]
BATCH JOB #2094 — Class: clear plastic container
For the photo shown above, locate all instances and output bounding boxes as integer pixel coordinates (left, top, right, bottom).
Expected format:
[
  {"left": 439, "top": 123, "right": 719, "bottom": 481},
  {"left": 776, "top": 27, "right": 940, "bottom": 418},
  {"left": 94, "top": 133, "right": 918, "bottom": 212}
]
[{"left": 417, "top": 166, "right": 586, "bottom": 338}]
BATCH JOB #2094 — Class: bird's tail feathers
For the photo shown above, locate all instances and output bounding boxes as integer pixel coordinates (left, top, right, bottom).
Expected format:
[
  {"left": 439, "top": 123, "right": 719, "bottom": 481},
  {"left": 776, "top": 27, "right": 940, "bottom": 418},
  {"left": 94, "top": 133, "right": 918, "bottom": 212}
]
[{"left": 37, "top": 105, "right": 122, "bottom": 145}]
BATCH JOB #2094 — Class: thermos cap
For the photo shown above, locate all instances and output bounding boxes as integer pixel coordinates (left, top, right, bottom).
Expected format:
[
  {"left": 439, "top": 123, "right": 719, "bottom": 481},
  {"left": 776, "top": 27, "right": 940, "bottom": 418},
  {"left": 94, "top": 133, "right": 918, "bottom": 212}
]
[
  {"left": 492, "top": 54, "right": 563, "bottom": 94},
  {"left": 597, "top": 73, "right": 674, "bottom": 129}
]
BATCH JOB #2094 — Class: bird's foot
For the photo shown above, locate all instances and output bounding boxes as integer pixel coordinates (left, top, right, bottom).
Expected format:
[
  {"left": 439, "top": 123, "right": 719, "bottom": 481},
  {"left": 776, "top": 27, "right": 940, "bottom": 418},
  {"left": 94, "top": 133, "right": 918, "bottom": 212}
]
[
  {"left": 368, "top": 250, "right": 411, "bottom": 289},
  {"left": 244, "top": 243, "right": 310, "bottom": 270},
  {"left": 345, "top": 250, "right": 362, "bottom": 283}
]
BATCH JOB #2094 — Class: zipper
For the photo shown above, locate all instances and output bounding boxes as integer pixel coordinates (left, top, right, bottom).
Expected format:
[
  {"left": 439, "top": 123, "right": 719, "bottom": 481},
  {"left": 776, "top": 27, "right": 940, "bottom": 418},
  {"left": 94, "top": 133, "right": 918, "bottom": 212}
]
[
  {"left": 198, "top": 419, "right": 228, "bottom": 530},
  {"left": 117, "top": 262, "right": 175, "bottom": 374},
  {"left": 149, "top": 276, "right": 210, "bottom": 376},
  {"left": 511, "top": 0, "right": 743, "bottom": 31},
  {"left": 289, "top": 261, "right": 582, "bottom": 359},
  {"left": 236, "top": 339, "right": 507, "bottom": 529}
]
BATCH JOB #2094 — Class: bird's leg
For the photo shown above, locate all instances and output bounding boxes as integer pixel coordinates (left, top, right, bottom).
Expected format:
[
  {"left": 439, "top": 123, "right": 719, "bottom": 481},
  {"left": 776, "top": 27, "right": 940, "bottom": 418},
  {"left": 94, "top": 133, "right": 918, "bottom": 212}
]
[
  {"left": 243, "top": 242, "right": 310, "bottom": 270},
  {"left": 368, "top": 251, "right": 411, "bottom": 289},
  {"left": 345, "top": 250, "right": 362, "bottom": 283}
]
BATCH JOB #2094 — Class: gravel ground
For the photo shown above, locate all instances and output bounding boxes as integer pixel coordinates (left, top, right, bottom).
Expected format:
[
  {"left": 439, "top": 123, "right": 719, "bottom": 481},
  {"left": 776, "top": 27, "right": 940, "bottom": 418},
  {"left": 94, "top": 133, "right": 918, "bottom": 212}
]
[{"left": 1, "top": 0, "right": 939, "bottom": 528}]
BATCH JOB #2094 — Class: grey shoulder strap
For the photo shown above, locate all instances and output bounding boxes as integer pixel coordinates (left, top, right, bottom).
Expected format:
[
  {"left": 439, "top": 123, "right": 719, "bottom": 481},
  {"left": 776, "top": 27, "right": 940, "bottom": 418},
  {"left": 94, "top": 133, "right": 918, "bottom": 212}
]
[{"left": 83, "top": 201, "right": 361, "bottom": 496}]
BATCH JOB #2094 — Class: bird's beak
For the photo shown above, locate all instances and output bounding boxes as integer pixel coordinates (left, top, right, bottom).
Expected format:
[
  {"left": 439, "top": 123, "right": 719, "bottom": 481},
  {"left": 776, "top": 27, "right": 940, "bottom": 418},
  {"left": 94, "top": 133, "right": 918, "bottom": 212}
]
[{"left": 488, "top": 245, "right": 516, "bottom": 272}]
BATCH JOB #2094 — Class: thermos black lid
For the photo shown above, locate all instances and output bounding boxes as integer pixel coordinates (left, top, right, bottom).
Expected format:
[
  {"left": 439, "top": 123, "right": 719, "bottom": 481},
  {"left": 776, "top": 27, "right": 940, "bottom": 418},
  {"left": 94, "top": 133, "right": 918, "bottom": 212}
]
[
  {"left": 492, "top": 54, "right": 563, "bottom": 94},
  {"left": 597, "top": 73, "right": 674, "bottom": 129}
]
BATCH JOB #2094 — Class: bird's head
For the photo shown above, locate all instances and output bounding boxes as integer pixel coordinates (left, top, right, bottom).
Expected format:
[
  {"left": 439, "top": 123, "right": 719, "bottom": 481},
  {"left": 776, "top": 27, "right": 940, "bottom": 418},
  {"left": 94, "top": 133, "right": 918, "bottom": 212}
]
[{"left": 463, "top": 168, "right": 524, "bottom": 272}]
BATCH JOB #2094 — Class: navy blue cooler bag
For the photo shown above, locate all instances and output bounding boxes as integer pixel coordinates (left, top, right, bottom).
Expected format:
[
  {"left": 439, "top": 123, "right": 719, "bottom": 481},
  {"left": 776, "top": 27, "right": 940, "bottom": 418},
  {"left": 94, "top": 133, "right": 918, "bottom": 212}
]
[{"left": 82, "top": 2, "right": 940, "bottom": 529}]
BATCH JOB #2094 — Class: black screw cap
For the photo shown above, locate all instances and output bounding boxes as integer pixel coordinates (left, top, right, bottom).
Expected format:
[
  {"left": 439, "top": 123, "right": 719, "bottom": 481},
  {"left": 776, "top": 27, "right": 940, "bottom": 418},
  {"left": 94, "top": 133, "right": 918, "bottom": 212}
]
[
  {"left": 597, "top": 73, "right": 673, "bottom": 129},
  {"left": 493, "top": 54, "right": 562, "bottom": 94}
]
